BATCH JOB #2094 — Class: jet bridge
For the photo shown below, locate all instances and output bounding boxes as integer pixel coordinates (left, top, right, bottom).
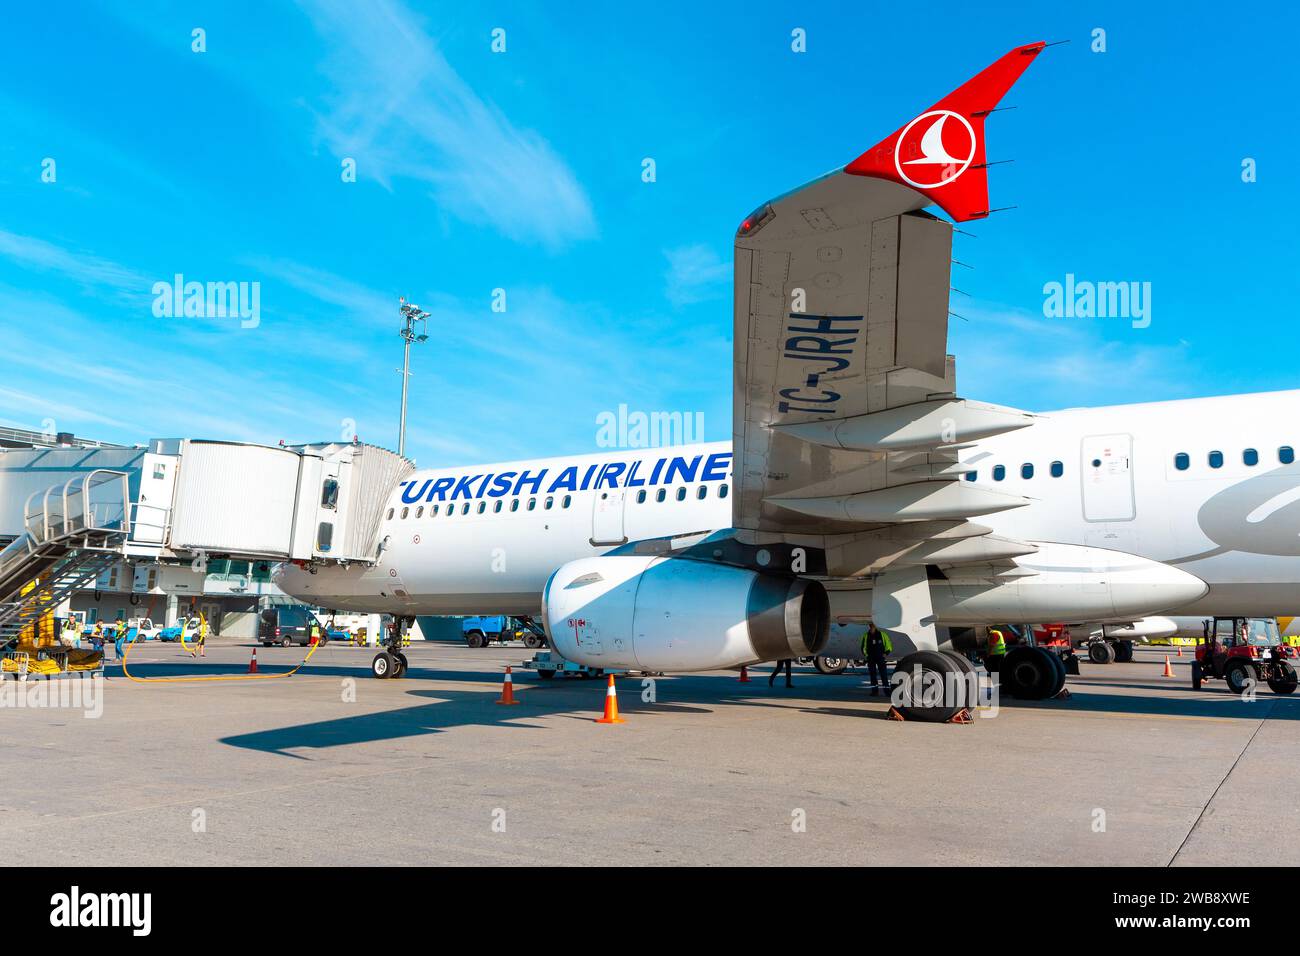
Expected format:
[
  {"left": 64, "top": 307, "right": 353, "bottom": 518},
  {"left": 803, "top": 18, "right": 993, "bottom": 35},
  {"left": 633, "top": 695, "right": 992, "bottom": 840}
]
[{"left": 0, "top": 439, "right": 411, "bottom": 640}]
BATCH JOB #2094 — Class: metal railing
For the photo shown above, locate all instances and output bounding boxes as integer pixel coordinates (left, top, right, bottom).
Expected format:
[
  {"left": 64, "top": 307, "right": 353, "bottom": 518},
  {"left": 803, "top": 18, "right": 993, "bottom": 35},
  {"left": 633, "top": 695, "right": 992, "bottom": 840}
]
[{"left": 22, "top": 470, "right": 131, "bottom": 546}]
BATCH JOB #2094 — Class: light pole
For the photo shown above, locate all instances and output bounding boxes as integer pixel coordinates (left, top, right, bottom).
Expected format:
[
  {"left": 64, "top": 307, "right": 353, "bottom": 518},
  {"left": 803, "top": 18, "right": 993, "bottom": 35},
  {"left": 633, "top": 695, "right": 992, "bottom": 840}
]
[{"left": 396, "top": 297, "right": 429, "bottom": 458}]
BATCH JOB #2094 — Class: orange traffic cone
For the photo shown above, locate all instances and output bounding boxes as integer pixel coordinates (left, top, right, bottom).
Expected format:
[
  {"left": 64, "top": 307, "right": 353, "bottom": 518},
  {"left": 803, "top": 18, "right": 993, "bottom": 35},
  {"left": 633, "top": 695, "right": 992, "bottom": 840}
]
[
  {"left": 738, "top": 665, "right": 750, "bottom": 683},
  {"left": 496, "top": 665, "right": 521, "bottom": 705},
  {"left": 595, "top": 674, "right": 625, "bottom": 724},
  {"left": 1177, "top": 644, "right": 1183, "bottom": 657},
  {"left": 1162, "top": 655, "right": 1174, "bottom": 677},
  {"left": 248, "top": 647, "right": 258, "bottom": 674}
]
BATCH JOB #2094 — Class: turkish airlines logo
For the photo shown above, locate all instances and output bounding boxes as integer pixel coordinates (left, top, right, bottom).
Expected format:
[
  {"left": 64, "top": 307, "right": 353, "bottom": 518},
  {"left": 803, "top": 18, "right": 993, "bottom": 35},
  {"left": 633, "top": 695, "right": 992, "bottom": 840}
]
[{"left": 894, "top": 110, "right": 976, "bottom": 189}]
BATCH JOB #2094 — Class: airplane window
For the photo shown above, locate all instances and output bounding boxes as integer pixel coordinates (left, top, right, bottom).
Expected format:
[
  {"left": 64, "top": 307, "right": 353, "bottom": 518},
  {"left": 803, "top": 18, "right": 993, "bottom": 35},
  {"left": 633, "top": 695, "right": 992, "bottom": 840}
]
[
  {"left": 510, "top": 499, "right": 519, "bottom": 512},
  {"left": 676, "top": 487, "right": 687, "bottom": 501},
  {"left": 1281, "top": 446, "right": 1296, "bottom": 465},
  {"left": 1091, "top": 459, "right": 1101, "bottom": 468},
  {"left": 1208, "top": 451, "right": 1223, "bottom": 469},
  {"left": 1050, "top": 461, "right": 1063, "bottom": 478},
  {"left": 656, "top": 488, "right": 666, "bottom": 503},
  {"left": 697, "top": 486, "right": 707, "bottom": 500},
  {"left": 1243, "top": 448, "right": 1258, "bottom": 466},
  {"left": 1174, "top": 453, "right": 1189, "bottom": 471},
  {"left": 416, "top": 506, "right": 424, "bottom": 518},
  {"left": 432, "top": 504, "right": 440, "bottom": 515},
  {"left": 545, "top": 496, "right": 553, "bottom": 510},
  {"left": 446, "top": 506, "right": 453, "bottom": 518},
  {"left": 400, "top": 507, "right": 409, "bottom": 519},
  {"left": 636, "top": 490, "right": 646, "bottom": 503},
  {"left": 461, "top": 503, "right": 470, "bottom": 514},
  {"left": 493, "top": 500, "right": 502, "bottom": 513},
  {"left": 477, "top": 502, "right": 486, "bottom": 514},
  {"left": 1021, "top": 463, "right": 1034, "bottom": 479},
  {"left": 719, "top": 483, "right": 729, "bottom": 498},
  {"left": 527, "top": 498, "right": 536, "bottom": 511},
  {"left": 965, "top": 471, "right": 976, "bottom": 481},
  {"left": 563, "top": 495, "right": 572, "bottom": 508},
  {"left": 386, "top": 507, "right": 394, "bottom": 520},
  {"left": 992, "top": 465, "right": 1005, "bottom": 482}
]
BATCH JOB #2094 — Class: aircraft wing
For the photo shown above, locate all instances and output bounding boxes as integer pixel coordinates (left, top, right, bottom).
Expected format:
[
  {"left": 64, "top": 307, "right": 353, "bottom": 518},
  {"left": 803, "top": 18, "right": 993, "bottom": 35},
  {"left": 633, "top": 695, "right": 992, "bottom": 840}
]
[{"left": 732, "top": 41, "right": 1048, "bottom": 578}]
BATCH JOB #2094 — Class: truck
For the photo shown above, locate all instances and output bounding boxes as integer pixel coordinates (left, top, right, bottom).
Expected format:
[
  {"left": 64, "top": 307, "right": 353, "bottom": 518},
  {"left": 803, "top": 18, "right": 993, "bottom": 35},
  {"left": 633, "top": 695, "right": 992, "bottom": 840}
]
[{"left": 462, "top": 616, "right": 547, "bottom": 649}]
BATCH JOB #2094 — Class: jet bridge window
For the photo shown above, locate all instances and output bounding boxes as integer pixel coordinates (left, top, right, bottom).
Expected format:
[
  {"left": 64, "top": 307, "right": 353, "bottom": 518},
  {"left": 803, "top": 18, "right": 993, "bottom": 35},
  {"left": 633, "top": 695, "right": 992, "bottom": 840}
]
[
  {"left": 320, "top": 478, "right": 339, "bottom": 510},
  {"left": 1174, "top": 453, "right": 1189, "bottom": 471},
  {"left": 1208, "top": 451, "right": 1224, "bottom": 469},
  {"left": 1280, "top": 446, "right": 1295, "bottom": 464},
  {"left": 992, "top": 465, "right": 1006, "bottom": 482},
  {"left": 1243, "top": 448, "right": 1259, "bottom": 466},
  {"left": 1021, "top": 463, "right": 1034, "bottom": 479},
  {"left": 317, "top": 522, "right": 333, "bottom": 552},
  {"left": 1050, "top": 461, "right": 1064, "bottom": 478}
]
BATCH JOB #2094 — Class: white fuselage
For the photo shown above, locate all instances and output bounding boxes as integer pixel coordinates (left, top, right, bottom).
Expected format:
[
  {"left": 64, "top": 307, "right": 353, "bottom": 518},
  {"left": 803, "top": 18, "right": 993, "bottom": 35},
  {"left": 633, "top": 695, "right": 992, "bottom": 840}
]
[{"left": 277, "top": 390, "right": 1300, "bottom": 620}]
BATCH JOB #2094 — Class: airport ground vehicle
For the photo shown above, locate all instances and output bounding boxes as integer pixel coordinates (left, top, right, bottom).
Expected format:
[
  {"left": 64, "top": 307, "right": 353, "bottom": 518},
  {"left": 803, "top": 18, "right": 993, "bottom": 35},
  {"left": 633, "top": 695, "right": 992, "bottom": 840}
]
[
  {"left": 1191, "top": 617, "right": 1299, "bottom": 695},
  {"left": 462, "top": 615, "right": 547, "bottom": 648},
  {"left": 258, "top": 605, "right": 327, "bottom": 647},
  {"left": 157, "top": 617, "right": 203, "bottom": 642},
  {"left": 523, "top": 649, "right": 621, "bottom": 680}
]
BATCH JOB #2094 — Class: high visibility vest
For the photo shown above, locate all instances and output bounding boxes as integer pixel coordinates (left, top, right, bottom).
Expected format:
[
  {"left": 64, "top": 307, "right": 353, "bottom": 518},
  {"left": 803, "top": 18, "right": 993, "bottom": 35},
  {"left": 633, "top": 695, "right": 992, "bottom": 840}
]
[
  {"left": 861, "top": 628, "right": 893, "bottom": 656},
  {"left": 989, "top": 628, "right": 1007, "bottom": 655}
]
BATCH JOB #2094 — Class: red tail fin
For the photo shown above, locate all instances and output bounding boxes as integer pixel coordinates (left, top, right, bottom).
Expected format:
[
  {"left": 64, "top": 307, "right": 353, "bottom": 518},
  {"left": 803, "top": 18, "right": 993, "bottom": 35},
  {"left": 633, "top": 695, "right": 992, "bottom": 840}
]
[{"left": 845, "top": 41, "right": 1046, "bottom": 222}]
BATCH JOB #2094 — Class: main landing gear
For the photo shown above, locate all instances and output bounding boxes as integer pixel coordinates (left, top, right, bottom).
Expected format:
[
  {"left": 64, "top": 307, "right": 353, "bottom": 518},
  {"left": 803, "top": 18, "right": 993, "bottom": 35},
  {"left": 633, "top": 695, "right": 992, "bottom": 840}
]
[{"left": 371, "top": 616, "right": 411, "bottom": 679}]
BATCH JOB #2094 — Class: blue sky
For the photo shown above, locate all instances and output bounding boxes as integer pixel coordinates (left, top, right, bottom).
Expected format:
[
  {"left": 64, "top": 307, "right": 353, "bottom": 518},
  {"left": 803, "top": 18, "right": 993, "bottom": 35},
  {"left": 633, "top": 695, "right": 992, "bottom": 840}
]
[{"left": 1, "top": 1, "right": 1295, "bottom": 466}]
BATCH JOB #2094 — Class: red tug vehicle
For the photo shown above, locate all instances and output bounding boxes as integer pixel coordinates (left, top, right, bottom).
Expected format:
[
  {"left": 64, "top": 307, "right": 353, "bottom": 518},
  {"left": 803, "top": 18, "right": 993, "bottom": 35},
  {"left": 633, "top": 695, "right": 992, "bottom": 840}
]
[{"left": 1191, "top": 616, "right": 1298, "bottom": 695}]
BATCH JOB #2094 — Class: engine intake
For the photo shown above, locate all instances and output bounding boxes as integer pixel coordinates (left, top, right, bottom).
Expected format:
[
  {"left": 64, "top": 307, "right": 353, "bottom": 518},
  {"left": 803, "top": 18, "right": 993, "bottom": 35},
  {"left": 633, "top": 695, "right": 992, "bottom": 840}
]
[{"left": 541, "top": 555, "right": 829, "bottom": 672}]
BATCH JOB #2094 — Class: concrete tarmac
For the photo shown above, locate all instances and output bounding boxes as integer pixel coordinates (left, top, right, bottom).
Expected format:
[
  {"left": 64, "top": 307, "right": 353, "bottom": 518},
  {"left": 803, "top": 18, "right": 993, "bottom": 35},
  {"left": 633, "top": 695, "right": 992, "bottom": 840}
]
[{"left": 1, "top": 641, "right": 1296, "bottom": 866}]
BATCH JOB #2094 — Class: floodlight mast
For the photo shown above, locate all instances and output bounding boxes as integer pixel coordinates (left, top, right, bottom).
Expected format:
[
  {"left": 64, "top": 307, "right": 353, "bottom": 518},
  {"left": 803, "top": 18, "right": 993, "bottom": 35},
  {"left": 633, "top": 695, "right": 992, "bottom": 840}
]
[{"left": 396, "top": 296, "right": 429, "bottom": 458}]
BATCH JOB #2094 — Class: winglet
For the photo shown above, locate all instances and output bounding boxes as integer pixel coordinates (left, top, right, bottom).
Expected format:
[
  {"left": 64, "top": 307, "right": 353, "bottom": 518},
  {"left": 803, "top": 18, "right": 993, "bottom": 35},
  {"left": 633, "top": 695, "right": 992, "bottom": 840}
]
[{"left": 844, "top": 42, "right": 1047, "bottom": 222}]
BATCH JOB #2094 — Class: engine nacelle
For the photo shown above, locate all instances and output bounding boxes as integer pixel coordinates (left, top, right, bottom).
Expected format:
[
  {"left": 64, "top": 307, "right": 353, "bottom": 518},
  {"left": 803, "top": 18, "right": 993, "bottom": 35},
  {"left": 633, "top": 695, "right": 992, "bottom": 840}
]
[{"left": 541, "top": 555, "right": 830, "bottom": 671}]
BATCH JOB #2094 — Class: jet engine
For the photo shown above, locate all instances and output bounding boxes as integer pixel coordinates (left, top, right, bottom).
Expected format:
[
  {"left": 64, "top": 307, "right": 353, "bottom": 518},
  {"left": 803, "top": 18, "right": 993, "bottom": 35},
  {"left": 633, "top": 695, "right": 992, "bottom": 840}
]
[{"left": 541, "top": 554, "right": 830, "bottom": 671}]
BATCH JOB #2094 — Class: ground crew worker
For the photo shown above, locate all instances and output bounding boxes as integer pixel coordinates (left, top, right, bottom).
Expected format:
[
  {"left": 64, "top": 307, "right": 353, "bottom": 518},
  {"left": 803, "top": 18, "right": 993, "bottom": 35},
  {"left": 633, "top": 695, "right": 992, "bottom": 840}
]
[
  {"left": 988, "top": 626, "right": 1007, "bottom": 657},
  {"left": 862, "top": 623, "right": 892, "bottom": 694},
  {"left": 114, "top": 621, "right": 127, "bottom": 661},
  {"left": 768, "top": 658, "right": 794, "bottom": 688},
  {"left": 310, "top": 621, "right": 322, "bottom": 646}
]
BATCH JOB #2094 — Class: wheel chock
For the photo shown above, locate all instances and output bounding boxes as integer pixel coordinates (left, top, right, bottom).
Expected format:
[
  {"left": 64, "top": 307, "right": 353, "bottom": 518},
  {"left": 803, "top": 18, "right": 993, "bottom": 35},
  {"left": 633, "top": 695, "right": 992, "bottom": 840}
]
[{"left": 885, "top": 706, "right": 973, "bottom": 724}]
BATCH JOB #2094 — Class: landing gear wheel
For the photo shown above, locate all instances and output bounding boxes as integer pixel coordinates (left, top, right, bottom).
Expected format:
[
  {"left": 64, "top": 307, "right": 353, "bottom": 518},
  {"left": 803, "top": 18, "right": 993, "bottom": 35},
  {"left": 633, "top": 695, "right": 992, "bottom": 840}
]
[
  {"left": 814, "top": 657, "right": 848, "bottom": 675},
  {"left": 1267, "top": 662, "right": 1297, "bottom": 695},
  {"left": 1114, "top": 640, "right": 1134, "bottom": 663},
  {"left": 982, "top": 653, "right": 1004, "bottom": 674},
  {"left": 1088, "top": 641, "right": 1116, "bottom": 665},
  {"left": 391, "top": 653, "right": 408, "bottom": 679},
  {"left": 537, "top": 669, "right": 555, "bottom": 680},
  {"left": 466, "top": 631, "right": 485, "bottom": 649},
  {"left": 889, "top": 651, "right": 965, "bottom": 722},
  {"left": 1001, "top": 646, "right": 1057, "bottom": 700},
  {"left": 281, "top": 637, "right": 292, "bottom": 648},
  {"left": 1225, "top": 660, "right": 1256, "bottom": 696},
  {"left": 371, "top": 652, "right": 394, "bottom": 679},
  {"left": 1042, "top": 649, "right": 1068, "bottom": 698}
]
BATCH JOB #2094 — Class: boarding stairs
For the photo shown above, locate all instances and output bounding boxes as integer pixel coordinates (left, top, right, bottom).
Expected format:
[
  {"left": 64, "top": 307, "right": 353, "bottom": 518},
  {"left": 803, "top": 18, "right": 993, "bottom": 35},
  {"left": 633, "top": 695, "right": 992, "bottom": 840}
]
[{"left": 0, "top": 471, "right": 132, "bottom": 645}]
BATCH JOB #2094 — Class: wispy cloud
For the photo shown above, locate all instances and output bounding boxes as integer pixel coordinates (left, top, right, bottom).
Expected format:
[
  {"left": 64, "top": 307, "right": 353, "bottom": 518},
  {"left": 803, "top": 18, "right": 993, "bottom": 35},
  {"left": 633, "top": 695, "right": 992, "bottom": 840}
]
[
  {"left": 663, "top": 243, "right": 730, "bottom": 307},
  {"left": 0, "top": 228, "right": 150, "bottom": 296},
  {"left": 297, "top": 0, "right": 596, "bottom": 250}
]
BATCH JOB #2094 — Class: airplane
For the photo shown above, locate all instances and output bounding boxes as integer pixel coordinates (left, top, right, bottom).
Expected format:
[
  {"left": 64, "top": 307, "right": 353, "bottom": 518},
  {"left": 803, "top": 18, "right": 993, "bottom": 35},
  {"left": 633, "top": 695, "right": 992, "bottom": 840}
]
[{"left": 278, "top": 41, "right": 1300, "bottom": 720}]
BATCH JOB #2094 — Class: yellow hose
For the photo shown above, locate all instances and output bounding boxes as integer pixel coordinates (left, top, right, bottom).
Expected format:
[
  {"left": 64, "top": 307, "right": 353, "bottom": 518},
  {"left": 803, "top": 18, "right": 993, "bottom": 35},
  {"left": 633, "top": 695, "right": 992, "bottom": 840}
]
[{"left": 121, "top": 615, "right": 325, "bottom": 684}]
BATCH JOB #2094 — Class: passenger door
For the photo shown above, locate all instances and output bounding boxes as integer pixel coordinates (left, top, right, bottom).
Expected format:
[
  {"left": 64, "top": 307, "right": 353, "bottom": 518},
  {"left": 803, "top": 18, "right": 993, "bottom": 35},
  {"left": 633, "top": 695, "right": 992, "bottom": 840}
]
[
  {"left": 591, "top": 490, "right": 627, "bottom": 546},
  {"left": 1081, "top": 434, "right": 1135, "bottom": 522}
]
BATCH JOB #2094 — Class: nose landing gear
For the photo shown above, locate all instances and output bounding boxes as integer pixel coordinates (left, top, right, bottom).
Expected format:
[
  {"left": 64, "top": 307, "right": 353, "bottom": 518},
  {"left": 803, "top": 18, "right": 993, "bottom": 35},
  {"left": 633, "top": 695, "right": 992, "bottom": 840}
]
[{"left": 371, "top": 616, "right": 412, "bottom": 679}]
